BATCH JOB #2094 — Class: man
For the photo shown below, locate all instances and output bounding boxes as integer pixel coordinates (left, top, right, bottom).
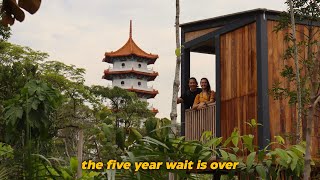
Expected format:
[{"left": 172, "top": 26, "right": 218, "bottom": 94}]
[{"left": 177, "top": 77, "right": 202, "bottom": 109}]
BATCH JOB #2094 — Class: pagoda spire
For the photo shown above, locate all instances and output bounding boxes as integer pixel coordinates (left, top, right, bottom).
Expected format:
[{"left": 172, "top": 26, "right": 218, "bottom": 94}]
[{"left": 129, "top": 20, "right": 132, "bottom": 39}]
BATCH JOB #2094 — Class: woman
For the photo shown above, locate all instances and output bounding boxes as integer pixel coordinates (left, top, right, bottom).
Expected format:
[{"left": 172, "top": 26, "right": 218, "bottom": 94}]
[{"left": 192, "top": 78, "right": 215, "bottom": 110}]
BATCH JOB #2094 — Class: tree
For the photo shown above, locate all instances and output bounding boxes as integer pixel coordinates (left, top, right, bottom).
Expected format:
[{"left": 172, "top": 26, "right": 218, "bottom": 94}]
[
  {"left": 0, "top": 41, "right": 49, "bottom": 142},
  {"left": 288, "top": 0, "right": 303, "bottom": 143},
  {"left": 271, "top": 0, "right": 320, "bottom": 179},
  {"left": 3, "top": 79, "right": 62, "bottom": 179},
  {"left": 170, "top": 0, "right": 180, "bottom": 135},
  {"left": 90, "top": 85, "right": 153, "bottom": 129}
]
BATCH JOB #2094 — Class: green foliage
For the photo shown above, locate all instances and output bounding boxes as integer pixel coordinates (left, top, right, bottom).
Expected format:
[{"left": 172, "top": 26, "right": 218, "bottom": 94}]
[
  {"left": 117, "top": 120, "right": 306, "bottom": 179},
  {"left": 4, "top": 80, "right": 62, "bottom": 142},
  {"left": 0, "top": 142, "right": 13, "bottom": 159},
  {"left": 117, "top": 119, "right": 213, "bottom": 179},
  {"left": 271, "top": 1, "right": 320, "bottom": 112},
  {"left": 0, "top": 25, "right": 11, "bottom": 41}
]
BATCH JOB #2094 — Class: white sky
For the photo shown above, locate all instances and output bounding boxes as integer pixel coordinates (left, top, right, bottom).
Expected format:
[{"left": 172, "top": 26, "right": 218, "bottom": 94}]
[{"left": 10, "top": 0, "right": 287, "bottom": 121}]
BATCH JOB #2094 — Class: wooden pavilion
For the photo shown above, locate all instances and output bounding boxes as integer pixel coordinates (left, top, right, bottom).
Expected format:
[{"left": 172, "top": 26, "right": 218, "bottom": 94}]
[{"left": 180, "top": 9, "right": 320, "bottom": 157}]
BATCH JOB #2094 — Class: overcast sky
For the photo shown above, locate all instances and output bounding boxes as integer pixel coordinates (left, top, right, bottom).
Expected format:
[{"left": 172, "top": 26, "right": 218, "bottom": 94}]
[{"left": 10, "top": 0, "right": 287, "bottom": 120}]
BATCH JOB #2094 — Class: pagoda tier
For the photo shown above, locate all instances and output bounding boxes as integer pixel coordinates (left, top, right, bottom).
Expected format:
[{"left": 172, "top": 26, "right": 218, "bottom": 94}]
[
  {"left": 151, "top": 108, "right": 159, "bottom": 114},
  {"left": 103, "top": 22, "right": 158, "bottom": 65},
  {"left": 103, "top": 55, "right": 157, "bottom": 65},
  {"left": 103, "top": 68, "right": 158, "bottom": 81},
  {"left": 126, "top": 86, "right": 158, "bottom": 99}
]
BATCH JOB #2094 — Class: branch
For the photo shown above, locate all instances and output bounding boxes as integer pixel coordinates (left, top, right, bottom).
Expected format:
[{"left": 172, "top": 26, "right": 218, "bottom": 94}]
[{"left": 94, "top": 139, "right": 102, "bottom": 161}]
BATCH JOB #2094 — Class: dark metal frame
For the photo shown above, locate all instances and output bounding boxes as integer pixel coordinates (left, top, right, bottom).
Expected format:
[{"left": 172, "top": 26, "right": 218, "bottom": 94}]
[
  {"left": 214, "top": 35, "right": 221, "bottom": 138},
  {"left": 180, "top": 29, "right": 190, "bottom": 136},
  {"left": 256, "top": 13, "right": 271, "bottom": 148},
  {"left": 180, "top": 8, "right": 279, "bottom": 33}
]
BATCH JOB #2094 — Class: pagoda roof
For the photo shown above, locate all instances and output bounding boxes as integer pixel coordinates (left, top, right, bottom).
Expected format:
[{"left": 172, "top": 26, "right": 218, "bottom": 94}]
[
  {"left": 103, "top": 68, "right": 158, "bottom": 81},
  {"left": 103, "top": 21, "right": 158, "bottom": 64},
  {"left": 151, "top": 108, "right": 159, "bottom": 114},
  {"left": 126, "top": 87, "right": 158, "bottom": 99}
]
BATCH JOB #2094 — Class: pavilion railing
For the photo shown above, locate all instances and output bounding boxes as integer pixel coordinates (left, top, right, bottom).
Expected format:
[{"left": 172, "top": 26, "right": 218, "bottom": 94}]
[{"left": 185, "top": 103, "right": 216, "bottom": 141}]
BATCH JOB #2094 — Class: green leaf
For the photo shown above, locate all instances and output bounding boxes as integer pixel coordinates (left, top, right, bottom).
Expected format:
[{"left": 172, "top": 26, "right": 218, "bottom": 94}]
[
  {"left": 175, "top": 47, "right": 181, "bottom": 57},
  {"left": 200, "top": 131, "right": 212, "bottom": 142},
  {"left": 256, "top": 165, "right": 266, "bottom": 179},
  {"left": 70, "top": 157, "right": 78, "bottom": 173},
  {"left": 102, "top": 123, "right": 113, "bottom": 137},
  {"left": 222, "top": 136, "right": 233, "bottom": 147},
  {"left": 242, "top": 135, "right": 254, "bottom": 152},
  {"left": 246, "top": 152, "right": 256, "bottom": 171},
  {"left": 232, "top": 147, "right": 239, "bottom": 153},
  {"left": 275, "top": 148, "right": 290, "bottom": 168},
  {"left": 204, "top": 137, "right": 222, "bottom": 147},
  {"left": 257, "top": 150, "right": 265, "bottom": 162},
  {"left": 231, "top": 129, "right": 239, "bottom": 147},
  {"left": 130, "top": 127, "right": 142, "bottom": 140},
  {"left": 251, "top": 119, "right": 257, "bottom": 126},
  {"left": 287, "top": 151, "right": 298, "bottom": 171},
  {"left": 141, "top": 136, "right": 169, "bottom": 149},
  {"left": 198, "top": 151, "right": 212, "bottom": 161},
  {"left": 265, "top": 160, "right": 272, "bottom": 168},
  {"left": 31, "top": 99, "right": 40, "bottom": 110},
  {"left": 274, "top": 135, "right": 285, "bottom": 144},
  {"left": 219, "top": 149, "right": 229, "bottom": 161},
  {"left": 228, "top": 153, "right": 237, "bottom": 162}
]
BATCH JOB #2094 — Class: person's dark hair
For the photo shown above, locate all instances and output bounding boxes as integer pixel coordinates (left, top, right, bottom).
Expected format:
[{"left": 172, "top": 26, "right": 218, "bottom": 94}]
[
  {"left": 188, "top": 77, "right": 198, "bottom": 86},
  {"left": 200, "top": 77, "right": 211, "bottom": 95}
]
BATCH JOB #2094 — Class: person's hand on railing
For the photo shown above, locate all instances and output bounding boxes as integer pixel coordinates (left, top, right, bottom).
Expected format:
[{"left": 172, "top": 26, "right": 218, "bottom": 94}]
[{"left": 197, "top": 102, "right": 207, "bottom": 110}]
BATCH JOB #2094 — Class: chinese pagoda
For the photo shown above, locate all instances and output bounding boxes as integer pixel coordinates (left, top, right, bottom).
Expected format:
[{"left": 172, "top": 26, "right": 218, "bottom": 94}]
[{"left": 102, "top": 20, "right": 159, "bottom": 114}]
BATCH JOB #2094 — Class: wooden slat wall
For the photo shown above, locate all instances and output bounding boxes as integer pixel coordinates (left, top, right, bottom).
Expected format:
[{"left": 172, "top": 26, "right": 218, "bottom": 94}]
[
  {"left": 185, "top": 27, "right": 221, "bottom": 42},
  {"left": 185, "top": 104, "right": 216, "bottom": 141},
  {"left": 219, "top": 23, "right": 258, "bottom": 143},
  {"left": 267, "top": 20, "right": 320, "bottom": 157}
]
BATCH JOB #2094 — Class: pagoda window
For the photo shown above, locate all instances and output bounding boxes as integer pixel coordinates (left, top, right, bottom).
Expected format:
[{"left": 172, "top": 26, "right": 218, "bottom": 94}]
[
  {"left": 121, "top": 81, "right": 125, "bottom": 85},
  {"left": 121, "top": 63, "right": 125, "bottom": 67},
  {"left": 138, "top": 64, "right": 141, "bottom": 68},
  {"left": 138, "top": 82, "right": 141, "bottom": 86}
]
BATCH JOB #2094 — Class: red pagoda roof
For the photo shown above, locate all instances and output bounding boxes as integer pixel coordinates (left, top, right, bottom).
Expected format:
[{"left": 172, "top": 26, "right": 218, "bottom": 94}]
[
  {"left": 126, "top": 86, "right": 158, "bottom": 98},
  {"left": 103, "top": 68, "right": 158, "bottom": 81},
  {"left": 103, "top": 21, "right": 158, "bottom": 64},
  {"left": 151, "top": 108, "right": 159, "bottom": 114}
]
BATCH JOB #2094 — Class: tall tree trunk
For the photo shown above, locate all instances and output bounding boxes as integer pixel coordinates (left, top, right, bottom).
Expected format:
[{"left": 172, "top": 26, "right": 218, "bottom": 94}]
[
  {"left": 304, "top": 95, "right": 320, "bottom": 180},
  {"left": 169, "top": 1, "right": 180, "bottom": 179},
  {"left": 170, "top": 0, "right": 180, "bottom": 135},
  {"left": 77, "top": 129, "right": 84, "bottom": 179},
  {"left": 288, "top": 0, "right": 303, "bottom": 143}
]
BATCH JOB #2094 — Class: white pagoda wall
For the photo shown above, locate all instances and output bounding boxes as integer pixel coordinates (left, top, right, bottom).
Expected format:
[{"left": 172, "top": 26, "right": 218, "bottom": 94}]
[
  {"left": 112, "top": 77, "right": 151, "bottom": 91},
  {"left": 113, "top": 59, "right": 149, "bottom": 71}
]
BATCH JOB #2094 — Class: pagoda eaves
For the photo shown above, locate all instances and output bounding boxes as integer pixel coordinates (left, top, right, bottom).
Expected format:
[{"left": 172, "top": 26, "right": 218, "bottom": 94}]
[
  {"left": 103, "top": 21, "right": 158, "bottom": 65},
  {"left": 103, "top": 68, "right": 158, "bottom": 81}
]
